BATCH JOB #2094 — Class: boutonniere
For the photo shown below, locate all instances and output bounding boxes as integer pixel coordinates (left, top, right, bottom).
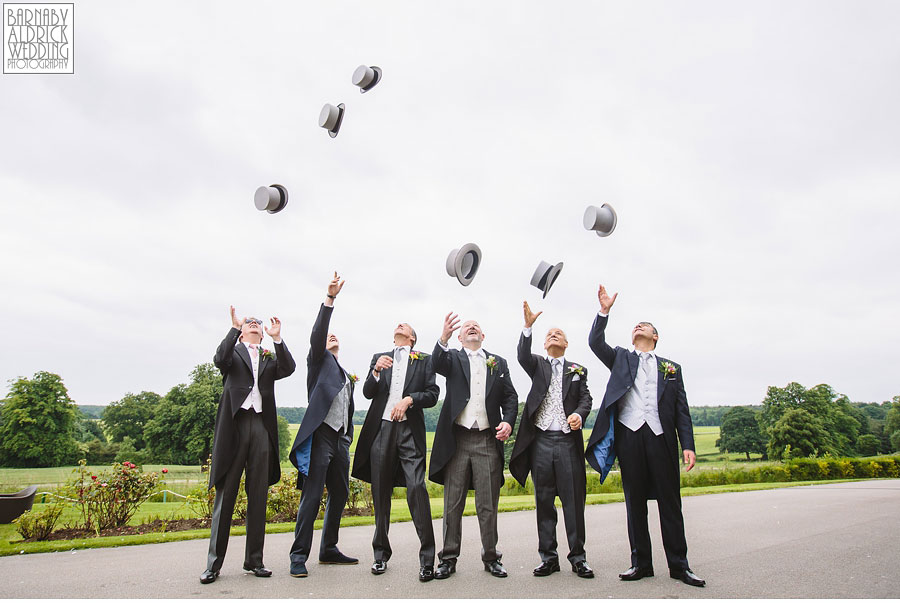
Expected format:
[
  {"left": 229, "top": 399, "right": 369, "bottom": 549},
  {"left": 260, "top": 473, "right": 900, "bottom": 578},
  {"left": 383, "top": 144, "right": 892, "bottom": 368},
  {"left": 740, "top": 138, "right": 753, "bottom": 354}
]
[
  {"left": 409, "top": 351, "right": 426, "bottom": 363},
  {"left": 259, "top": 348, "right": 274, "bottom": 360},
  {"left": 348, "top": 373, "right": 359, "bottom": 384},
  {"left": 659, "top": 361, "right": 677, "bottom": 379},
  {"left": 485, "top": 355, "right": 498, "bottom": 374},
  {"left": 567, "top": 364, "right": 585, "bottom": 377}
]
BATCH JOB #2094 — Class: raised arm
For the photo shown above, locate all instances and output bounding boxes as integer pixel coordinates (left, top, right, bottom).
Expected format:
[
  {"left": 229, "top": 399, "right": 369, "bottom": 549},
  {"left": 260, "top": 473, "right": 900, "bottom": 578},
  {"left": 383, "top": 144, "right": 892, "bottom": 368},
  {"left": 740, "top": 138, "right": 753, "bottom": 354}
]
[
  {"left": 214, "top": 306, "right": 244, "bottom": 373},
  {"left": 588, "top": 284, "right": 618, "bottom": 369},
  {"left": 431, "top": 311, "right": 460, "bottom": 376},
  {"left": 308, "top": 272, "right": 344, "bottom": 366},
  {"left": 517, "top": 300, "right": 542, "bottom": 375}
]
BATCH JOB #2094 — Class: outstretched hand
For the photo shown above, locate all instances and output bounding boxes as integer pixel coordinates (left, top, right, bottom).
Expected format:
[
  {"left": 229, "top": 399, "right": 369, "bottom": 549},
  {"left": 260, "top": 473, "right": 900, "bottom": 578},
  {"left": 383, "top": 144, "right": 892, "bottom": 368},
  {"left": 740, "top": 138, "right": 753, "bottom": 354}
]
[
  {"left": 230, "top": 306, "right": 244, "bottom": 330},
  {"left": 265, "top": 317, "right": 282, "bottom": 342},
  {"left": 440, "top": 312, "right": 460, "bottom": 345},
  {"left": 327, "top": 271, "right": 345, "bottom": 298},
  {"left": 597, "top": 284, "right": 618, "bottom": 314},
  {"left": 523, "top": 300, "right": 542, "bottom": 328}
]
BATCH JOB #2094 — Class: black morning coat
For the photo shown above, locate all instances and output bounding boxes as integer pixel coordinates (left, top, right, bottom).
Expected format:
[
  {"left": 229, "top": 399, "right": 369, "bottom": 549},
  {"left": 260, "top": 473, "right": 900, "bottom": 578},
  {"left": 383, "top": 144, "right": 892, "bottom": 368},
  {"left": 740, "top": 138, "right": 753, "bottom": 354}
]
[
  {"left": 208, "top": 328, "right": 296, "bottom": 489},
  {"left": 508, "top": 331, "right": 593, "bottom": 486},
  {"left": 288, "top": 304, "right": 356, "bottom": 489},
  {"left": 350, "top": 348, "right": 439, "bottom": 486},
  {"left": 428, "top": 342, "right": 518, "bottom": 490}
]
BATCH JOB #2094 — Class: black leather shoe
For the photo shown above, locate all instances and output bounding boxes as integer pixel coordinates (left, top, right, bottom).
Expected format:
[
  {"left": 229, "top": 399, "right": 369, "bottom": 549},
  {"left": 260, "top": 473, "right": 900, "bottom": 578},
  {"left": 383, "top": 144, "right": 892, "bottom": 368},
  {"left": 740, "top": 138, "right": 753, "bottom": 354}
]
[
  {"left": 419, "top": 566, "right": 434, "bottom": 582},
  {"left": 484, "top": 560, "right": 508, "bottom": 578},
  {"left": 319, "top": 551, "right": 359, "bottom": 565},
  {"left": 572, "top": 560, "right": 595, "bottom": 579},
  {"left": 670, "top": 568, "right": 706, "bottom": 587},
  {"left": 242, "top": 564, "right": 272, "bottom": 577},
  {"left": 371, "top": 560, "right": 387, "bottom": 575},
  {"left": 434, "top": 560, "right": 456, "bottom": 580},
  {"left": 533, "top": 560, "right": 560, "bottom": 576},
  {"left": 619, "top": 566, "right": 654, "bottom": 581},
  {"left": 289, "top": 562, "right": 308, "bottom": 578},
  {"left": 199, "top": 570, "right": 219, "bottom": 584}
]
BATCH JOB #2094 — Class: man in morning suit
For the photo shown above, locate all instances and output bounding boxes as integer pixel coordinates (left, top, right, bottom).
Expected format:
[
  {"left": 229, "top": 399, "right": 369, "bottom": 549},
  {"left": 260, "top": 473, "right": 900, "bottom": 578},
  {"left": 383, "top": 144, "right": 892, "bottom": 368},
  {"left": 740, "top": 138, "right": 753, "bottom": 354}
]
[
  {"left": 351, "top": 322, "right": 440, "bottom": 581},
  {"left": 429, "top": 312, "right": 518, "bottom": 579},
  {"left": 201, "top": 308, "right": 296, "bottom": 584},
  {"left": 585, "top": 284, "right": 705, "bottom": 587},
  {"left": 508, "top": 301, "right": 595, "bottom": 579},
  {"left": 288, "top": 272, "right": 359, "bottom": 577}
]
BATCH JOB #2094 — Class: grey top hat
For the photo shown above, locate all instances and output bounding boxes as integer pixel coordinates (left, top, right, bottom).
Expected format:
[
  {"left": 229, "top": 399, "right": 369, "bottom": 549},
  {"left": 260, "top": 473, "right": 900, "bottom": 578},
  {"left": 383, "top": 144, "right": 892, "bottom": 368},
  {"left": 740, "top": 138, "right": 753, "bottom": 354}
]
[
  {"left": 254, "top": 184, "right": 289, "bottom": 214},
  {"left": 530, "top": 260, "right": 564, "bottom": 299},
  {"left": 319, "top": 103, "right": 345, "bottom": 138},
  {"left": 583, "top": 203, "right": 617, "bottom": 237},
  {"left": 352, "top": 65, "right": 382, "bottom": 93},
  {"left": 445, "top": 243, "right": 482, "bottom": 287}
]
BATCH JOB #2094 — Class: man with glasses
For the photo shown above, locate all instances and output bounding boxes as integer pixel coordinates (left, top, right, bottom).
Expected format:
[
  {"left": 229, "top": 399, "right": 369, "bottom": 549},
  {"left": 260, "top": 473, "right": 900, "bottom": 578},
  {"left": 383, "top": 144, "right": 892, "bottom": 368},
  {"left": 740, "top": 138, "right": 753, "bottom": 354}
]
[{"left": 201, "top": 308, "right": 296, "bottom": 584}]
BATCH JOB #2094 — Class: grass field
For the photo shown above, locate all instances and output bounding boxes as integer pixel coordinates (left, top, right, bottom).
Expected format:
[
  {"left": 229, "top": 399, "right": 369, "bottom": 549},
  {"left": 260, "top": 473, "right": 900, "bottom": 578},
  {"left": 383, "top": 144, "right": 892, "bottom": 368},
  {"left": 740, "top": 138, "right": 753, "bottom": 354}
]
[
  {"left": 0, "top": 478, "right": 861, "bottom": 557},
  {"left": 0, "top": 426, "right": 756, "bottom": 494}
]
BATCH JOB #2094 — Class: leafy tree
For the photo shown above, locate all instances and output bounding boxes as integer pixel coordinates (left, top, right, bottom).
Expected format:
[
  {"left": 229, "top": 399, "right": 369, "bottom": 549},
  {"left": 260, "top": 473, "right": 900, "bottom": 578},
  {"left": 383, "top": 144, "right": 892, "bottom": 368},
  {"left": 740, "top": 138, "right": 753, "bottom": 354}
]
[
  {"left": 102, "top": 391, "right": 160, "bottom": 449},
  {"left": 73, "top": 410, "right": 106, "bottom": 443},
  {"left": 884, "top": 397, "right": 900, "bottom": 450},
  {"left": 0, "top": 371, "right": 80, "bottom": 467},
  {"left": 760, "top": 383, "right": 860, "bottom": 458},
  {"left": 277, "top": 415, "right": 291, "bottom": 461},
  {"left": 144, "top": 363, "right": 221, "bottom": 465},
  {"left": 717, "top": 406, "right": 766, "bottom": 460},
  {"left": 767, "top": 408, "right": 830, "bottom": 460},
  {"left": 856, "top": 434, "right": 881, "bottom": 457}
]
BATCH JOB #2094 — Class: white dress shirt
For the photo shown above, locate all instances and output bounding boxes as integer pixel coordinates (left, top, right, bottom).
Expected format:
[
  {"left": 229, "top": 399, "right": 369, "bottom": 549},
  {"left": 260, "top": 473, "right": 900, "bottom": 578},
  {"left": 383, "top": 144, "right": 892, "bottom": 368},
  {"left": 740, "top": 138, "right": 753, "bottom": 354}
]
[
  {"left": 240, "top": 341, "right": 263, "bottom": 413},
  {"left": 381, "top": 345, "right": 410, "bottom": 422}
]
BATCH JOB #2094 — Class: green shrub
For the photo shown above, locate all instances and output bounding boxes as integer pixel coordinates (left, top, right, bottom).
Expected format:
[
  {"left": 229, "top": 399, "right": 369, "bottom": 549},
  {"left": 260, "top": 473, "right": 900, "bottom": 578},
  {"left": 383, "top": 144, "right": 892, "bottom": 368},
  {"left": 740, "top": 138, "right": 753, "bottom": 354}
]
[
  {"left": 14, "top": 498, "right": 65, "bottom": 540},
  {"left": 66, "top": 459, "right": 161, "bottom": 532}
]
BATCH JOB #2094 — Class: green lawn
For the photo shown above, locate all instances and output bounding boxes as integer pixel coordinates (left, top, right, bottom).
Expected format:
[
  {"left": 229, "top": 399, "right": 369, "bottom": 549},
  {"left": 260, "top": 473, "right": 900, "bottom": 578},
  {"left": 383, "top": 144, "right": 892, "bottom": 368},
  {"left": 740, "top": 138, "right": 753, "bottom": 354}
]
[{"left": 0, "top": 479, "right": 860, "bottom": 557}]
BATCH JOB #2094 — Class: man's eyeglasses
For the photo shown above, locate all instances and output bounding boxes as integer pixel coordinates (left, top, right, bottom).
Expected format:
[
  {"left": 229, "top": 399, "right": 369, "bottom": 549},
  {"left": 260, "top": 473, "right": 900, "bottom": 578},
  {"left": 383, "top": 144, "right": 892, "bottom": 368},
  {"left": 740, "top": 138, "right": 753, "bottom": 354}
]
[{"left": 245, "top": 318, "right": 264, "bottom": 326}]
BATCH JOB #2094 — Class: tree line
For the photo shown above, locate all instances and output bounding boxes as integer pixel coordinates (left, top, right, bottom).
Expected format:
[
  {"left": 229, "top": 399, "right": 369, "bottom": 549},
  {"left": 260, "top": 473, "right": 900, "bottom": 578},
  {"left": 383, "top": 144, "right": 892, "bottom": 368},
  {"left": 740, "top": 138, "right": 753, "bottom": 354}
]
[
  {"left": 2, "top": 368, "right": 898, "bottom": 468},
  {"left": 717, "top": 382, "right": 900, "bottom": 460}
]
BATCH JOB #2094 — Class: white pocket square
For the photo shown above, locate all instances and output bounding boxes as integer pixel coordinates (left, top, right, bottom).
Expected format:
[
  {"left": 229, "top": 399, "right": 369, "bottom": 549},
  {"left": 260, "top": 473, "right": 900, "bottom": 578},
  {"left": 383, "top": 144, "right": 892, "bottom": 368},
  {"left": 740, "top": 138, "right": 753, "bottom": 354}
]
[{"left": 572, "top": 375, "right": 580, "bottom": 381}]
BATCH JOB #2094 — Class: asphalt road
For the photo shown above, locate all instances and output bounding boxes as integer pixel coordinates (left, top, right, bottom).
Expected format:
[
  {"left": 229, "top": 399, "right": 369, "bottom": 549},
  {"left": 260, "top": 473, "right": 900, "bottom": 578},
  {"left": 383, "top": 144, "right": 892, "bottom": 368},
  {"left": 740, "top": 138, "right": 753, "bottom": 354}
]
[{"left": 1, "top": 480, "right": 898, "bottom": 598}]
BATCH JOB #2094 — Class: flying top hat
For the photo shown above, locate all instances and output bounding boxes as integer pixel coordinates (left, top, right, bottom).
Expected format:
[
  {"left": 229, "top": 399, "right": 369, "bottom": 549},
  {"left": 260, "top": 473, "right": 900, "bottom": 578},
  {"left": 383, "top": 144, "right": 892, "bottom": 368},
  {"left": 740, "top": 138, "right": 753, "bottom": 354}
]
[
  {"left": 445, "top": 243, "right": 482, "bottom": 287},
  {"left": 352, "top": 65, "right": 382, "bottom": 93},
  {"left": 530, "top": 260, "right": 564, "bottom": 299},
  {"left": 254, "top": 184, "right": 289, "bottom": 214},
  {"left": 583, "top": 203, "right": 618, "bottom": 237},
  {"left": 319, "top": 103, "right": 345, "bottom": 138}
]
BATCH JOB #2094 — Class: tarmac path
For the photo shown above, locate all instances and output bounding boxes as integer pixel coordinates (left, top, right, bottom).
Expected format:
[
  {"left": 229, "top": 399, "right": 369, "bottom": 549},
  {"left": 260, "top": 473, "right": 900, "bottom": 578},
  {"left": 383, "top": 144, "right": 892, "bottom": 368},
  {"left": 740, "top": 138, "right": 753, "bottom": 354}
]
[{"left": 1, "top": 479, "right": 898, "bottom": 598}]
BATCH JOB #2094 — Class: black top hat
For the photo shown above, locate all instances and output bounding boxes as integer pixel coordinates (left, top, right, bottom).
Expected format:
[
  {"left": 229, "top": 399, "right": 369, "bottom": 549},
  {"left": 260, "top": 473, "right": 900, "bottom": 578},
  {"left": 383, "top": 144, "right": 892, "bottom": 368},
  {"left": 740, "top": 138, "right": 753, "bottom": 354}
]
[
  {"left": 254, "top": 184, "right": 289, "bottom": 214},
  {"left": 319, "top": 103, "right": 345, "bottom": 138},
  {"left": 445, "top": 243, "right": 482, "bottom": 287},
  {"left": 530, "top": 260, "right": 564, "bottom": 299},
  {"left": 352, "top": 65, "right": 382, "bottom": 93}
]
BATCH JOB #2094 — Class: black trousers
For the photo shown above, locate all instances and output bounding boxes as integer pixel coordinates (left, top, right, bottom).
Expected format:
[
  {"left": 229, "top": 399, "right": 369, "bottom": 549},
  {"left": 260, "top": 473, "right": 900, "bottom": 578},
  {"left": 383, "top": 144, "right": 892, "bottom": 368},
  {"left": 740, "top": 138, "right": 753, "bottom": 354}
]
[
  {"left": 615, "top": 421, "right": 689, "bottom": 571},
  {"left": 206, "top": 409, "right": 270, "bottom": 572},
  {"left": 370, "top": 419, "right": 435, "bottom": 566},
  {"left": 289, "top": 424, "right": 351, "bottom": 564},
  {"left": 531, "top": 429, "right": 587, "bottom": 564}
]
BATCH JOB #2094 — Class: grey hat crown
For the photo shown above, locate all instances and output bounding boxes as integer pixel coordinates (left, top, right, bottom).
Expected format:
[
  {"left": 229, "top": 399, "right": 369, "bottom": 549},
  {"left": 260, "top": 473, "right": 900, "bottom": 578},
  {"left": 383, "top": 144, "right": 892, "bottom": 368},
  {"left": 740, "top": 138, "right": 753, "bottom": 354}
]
[
  {"left": 583, "top": 203, "right": 618, "bottom": 237},
  {"left": 530, "top": 260, "right": 564, "bottom": 299},
  {"left": 352, "top": 65, "right": 382, "bottom": 93},
  {"left": 254, "top": 184, "right": 289, "bottom": 214},
  {"left": 319, "top": 103, "right": 346, "bottom": 138},
  {"left": 446, "top": 243, "right": 482, "bottom": 287}
]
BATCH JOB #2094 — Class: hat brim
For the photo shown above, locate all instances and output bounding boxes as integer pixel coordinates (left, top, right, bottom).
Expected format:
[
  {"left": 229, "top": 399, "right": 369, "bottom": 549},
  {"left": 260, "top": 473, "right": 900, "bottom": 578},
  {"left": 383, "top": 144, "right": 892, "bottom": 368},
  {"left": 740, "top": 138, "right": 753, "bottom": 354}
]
[
  {"left": 541, "top": 262, "right": 564, "bottom": 298},
  {"left": 328, "top": 103, "right": 345, "bottom": 138},
  {"left": 446, "top": 242, "right": 482, "bottom": 287},
  {"left": 592, "top": 203, "right": 617, "bottom": 237},
  {"left": 267, "top": 184, "right": 289, "bottom": 214},
  {"left": 359, "top": 66, "right": 382, "bottom": 93}
]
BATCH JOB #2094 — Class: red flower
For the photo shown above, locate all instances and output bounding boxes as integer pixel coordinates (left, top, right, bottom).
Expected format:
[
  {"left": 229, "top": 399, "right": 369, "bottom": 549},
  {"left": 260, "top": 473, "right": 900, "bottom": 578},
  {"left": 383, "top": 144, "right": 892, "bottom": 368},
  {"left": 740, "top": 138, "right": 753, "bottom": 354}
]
[
  {"left": 162, "top": 468, "right": 168, "bottom": 474},
  {"left": 91, "top": 475, "right": 97, "bottom": 480}
]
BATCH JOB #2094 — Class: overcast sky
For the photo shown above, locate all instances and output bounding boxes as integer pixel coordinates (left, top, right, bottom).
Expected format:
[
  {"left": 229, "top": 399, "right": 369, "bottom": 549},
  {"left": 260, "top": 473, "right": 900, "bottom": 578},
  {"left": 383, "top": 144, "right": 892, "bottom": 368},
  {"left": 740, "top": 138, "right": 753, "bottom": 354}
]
[{"left": 2, "top": 1, "right": 899, "bottom": 412}]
